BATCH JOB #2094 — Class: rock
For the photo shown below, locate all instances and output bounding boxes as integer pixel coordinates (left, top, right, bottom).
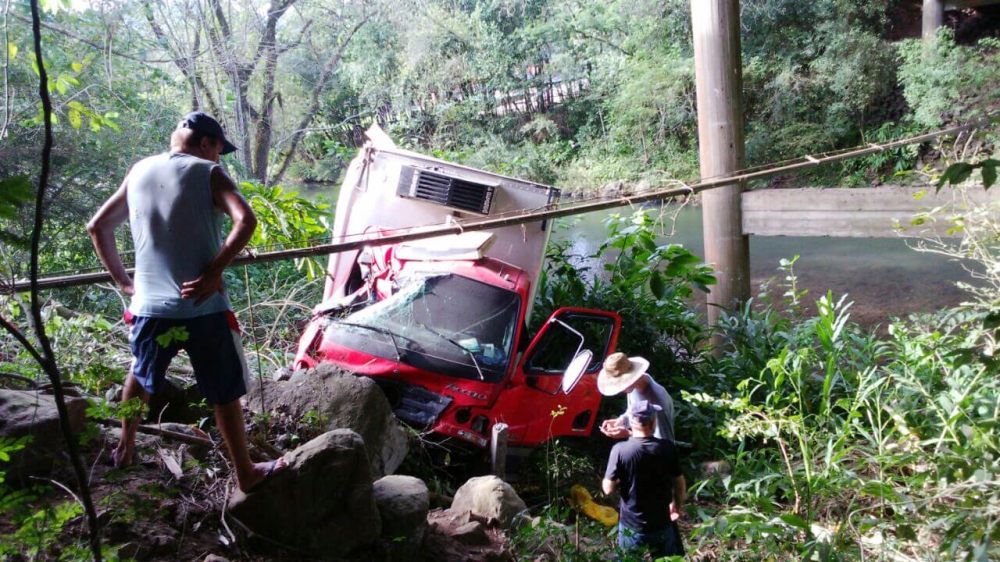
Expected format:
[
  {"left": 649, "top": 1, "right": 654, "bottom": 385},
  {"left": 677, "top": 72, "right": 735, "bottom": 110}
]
[
  {"left": 451, "top": 475, "right": 529, "bottom": 530},
  {"left": 424, "top": 509, "right": 512, "bottom": 562},
  {"left": 145, "top": 376, "right": 207, "bottom": 425},
  {"left": 0, "top": 389, "right": 89, "bottom": 486},
  {"left": 699, "top": 460, "right": 733, "bottom": 477},
  {"left": 374, "top": 475, "right": 429, "bottom": 561},
  {"left": 599, "top": 181, "right": 625, "bottom": 198},
  {"left": 203, "top": 556, "right": 230, "bottom": 562},
  {"left": 247, "top": 364, "right": 409, "bottom": 477},
  {"left": 227, "top": 429, "right": 381, "bottom": 559},
  {"left": 449, "top": 521, "right": 492, "bottom": 546}
]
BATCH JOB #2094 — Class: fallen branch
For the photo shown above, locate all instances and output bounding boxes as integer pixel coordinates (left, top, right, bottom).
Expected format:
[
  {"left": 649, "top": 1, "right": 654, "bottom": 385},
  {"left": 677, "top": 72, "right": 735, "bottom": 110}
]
[
  {"left": 95, "top": 418, "right": 216, "bottom": 448},
  {"left": 0, "top": 372, "right": 40, "bottom": 388}
]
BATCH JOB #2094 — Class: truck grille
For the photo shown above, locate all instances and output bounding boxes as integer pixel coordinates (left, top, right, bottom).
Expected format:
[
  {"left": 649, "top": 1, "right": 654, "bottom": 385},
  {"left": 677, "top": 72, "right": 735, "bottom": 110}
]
[{"left": 397, "top": 167, "right": 495, "bottom": 215}]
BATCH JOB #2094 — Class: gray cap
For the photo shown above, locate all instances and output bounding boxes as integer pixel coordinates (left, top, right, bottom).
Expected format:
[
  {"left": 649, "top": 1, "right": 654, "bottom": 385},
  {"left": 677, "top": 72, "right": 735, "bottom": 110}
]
[{"left": 628, "top": 400, "right": 662, "bottom": 423}]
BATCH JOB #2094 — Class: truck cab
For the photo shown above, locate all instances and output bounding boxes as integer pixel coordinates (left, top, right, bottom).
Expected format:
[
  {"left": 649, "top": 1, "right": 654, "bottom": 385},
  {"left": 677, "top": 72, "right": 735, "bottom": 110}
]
[{"left": 292, "top": 126, "right": 620, "bottom": 449}]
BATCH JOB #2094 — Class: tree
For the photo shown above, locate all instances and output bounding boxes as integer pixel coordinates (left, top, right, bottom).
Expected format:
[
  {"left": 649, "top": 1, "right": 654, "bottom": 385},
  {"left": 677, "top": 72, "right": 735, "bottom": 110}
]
[
  {"left": 1, "top": 0, "right": 102, "bottom": 559},
  {"left": 136, "top": 0, "right": 372, "bottom": 183}
]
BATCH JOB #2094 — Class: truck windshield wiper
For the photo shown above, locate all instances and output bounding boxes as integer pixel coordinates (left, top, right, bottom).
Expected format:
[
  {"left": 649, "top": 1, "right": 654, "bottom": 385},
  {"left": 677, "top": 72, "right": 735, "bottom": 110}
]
[
  {"left": 334, "top": 320, "right": 402, "bottom": 362},
  {"left": 420, "top": 326, "right": 485, "bottom": 381}
]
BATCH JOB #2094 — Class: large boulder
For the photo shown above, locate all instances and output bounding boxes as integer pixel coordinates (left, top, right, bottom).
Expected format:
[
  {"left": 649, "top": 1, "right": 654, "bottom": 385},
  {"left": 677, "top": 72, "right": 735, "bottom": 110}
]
[
  {"left": 0, "top": 389, "right": 89, "bottom": 486},
  {"left": 247, "top": 363, "right": 408, "bottom": 477},
  {"left": 373, "top": 475, "right": 429, "bottom": 561},
  {"left": 227, "top": 429, "right": 381, "bottom": 560},
  {"left": 451, "top": 475, "right": 529, "bottom": 530}
]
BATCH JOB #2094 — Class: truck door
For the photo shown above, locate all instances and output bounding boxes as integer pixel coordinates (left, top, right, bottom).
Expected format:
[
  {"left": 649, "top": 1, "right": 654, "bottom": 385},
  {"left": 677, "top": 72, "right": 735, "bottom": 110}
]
[{"left": 492, "top": 307, "right": 620, "bottom": 447}]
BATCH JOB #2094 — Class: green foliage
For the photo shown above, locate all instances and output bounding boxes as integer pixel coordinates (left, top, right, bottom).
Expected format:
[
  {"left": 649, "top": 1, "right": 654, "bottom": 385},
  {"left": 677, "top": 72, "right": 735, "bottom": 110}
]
[
  {"left": 688, "top": 281, "right": 1000, "bottom": 559},
  {"left": 240, "top": 181, "right": 330, "bottom": 280},
  {"left": 536, "top": 209, "right": 714, "bottom": 377},
  {"left": 898, "top": 29, "right": 1000, "bottom": 130},
  {"left": 154, "top": 326, "right": 189, "bottom": 348},
  {"left": 0, "top": 436, "right": 123, "bottom": 561},
  {"left": 0, "top": 175, "right": 33, "bottom": 249},
  {"left": 842, "top": 121, "right": 923, "bottom": 186},
  {"left": 936, "top": 159, "right": 1000, "bottom": 192},
  {"left": 36, "top": 306, "right": 129, "bottom": 395}
]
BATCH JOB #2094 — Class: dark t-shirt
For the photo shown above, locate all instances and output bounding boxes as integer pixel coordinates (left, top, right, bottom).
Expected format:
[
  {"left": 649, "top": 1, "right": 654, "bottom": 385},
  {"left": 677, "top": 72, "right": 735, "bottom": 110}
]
[{"left": 605, "top": 437, "right": 682, "bottom": 532}]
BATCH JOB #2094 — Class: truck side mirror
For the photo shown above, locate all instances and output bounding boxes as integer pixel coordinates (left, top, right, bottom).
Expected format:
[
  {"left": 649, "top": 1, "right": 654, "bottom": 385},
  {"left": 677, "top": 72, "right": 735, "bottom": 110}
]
[{"left": 561, "top": 349, "right": 593, "bottom": 394}]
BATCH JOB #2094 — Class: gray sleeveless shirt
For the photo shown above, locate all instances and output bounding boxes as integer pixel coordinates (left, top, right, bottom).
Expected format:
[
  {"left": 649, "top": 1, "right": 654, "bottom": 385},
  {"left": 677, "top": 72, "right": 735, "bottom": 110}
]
[{"left": 126, "top": 152, "right": 231, "bottom": 318}]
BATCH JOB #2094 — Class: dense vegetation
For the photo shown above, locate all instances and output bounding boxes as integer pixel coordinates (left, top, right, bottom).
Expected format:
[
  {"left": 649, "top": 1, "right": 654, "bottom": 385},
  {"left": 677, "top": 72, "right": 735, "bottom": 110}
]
[{"left": 2, "top": 0, "right": 1000, "bottom": 560}]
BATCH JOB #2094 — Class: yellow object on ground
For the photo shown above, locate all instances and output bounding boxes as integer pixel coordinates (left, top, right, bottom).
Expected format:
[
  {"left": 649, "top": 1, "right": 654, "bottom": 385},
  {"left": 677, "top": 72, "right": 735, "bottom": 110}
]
[{"left": 570, "top": 485, "right": 619, "bottom": 527}]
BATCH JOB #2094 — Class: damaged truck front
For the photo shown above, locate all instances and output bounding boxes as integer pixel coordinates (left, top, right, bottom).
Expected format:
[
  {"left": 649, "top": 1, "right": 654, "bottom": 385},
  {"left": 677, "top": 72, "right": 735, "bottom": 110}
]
[{"left": 293, "top": 126, "right": 620, "bottom": 451}]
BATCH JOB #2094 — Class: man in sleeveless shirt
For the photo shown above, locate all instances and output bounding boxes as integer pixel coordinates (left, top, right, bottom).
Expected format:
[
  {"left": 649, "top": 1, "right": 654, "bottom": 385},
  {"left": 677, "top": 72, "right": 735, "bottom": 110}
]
[{"left": 87, "top": 112, "right": 286, "bottom": 492}]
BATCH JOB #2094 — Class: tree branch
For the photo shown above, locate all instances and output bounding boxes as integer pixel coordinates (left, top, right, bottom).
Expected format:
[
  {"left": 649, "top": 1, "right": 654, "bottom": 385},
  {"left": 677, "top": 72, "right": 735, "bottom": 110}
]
[
  {"left": 10, "top": 11, "right": 209, "bottom": 64},
  {"left": 27, "top": 2, "right": 103, "bottom": 558},
  {"left": 270, "top": 14, "right": 371, "bottom": 184}
]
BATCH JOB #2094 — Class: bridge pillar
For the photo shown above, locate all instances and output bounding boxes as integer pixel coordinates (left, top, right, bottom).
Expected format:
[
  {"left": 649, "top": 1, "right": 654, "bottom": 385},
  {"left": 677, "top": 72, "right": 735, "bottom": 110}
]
[
  {"left": 692, "top": 0, "right": 751, "bottom": 352},
  {"left": 924, "top": 0, "right": 945, "bottom": 39}
]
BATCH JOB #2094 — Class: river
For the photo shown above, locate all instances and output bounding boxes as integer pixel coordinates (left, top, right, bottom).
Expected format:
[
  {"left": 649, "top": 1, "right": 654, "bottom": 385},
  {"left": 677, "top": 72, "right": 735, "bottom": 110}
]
[{"left": 554, "top": 203, "right": 973, "bottom": 330}]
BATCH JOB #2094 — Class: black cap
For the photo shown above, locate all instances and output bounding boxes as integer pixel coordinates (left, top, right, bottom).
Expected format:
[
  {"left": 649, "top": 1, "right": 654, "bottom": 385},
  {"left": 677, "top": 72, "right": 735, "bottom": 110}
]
[
  {"left": 628, "top": 400, "right": 663, "bottom": 423},
  {"left": 178, "top": 111, "right": 238, "bottom": 155}
]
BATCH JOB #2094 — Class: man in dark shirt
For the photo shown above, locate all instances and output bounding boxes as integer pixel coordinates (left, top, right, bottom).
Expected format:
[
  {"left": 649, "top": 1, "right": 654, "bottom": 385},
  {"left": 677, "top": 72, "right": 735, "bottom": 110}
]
[{"left": 603, "top": 400, "right": 686, "bottom": 558}]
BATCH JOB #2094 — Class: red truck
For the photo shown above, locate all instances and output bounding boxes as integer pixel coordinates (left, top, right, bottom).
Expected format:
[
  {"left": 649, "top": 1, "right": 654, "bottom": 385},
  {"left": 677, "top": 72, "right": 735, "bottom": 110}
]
[{"left": 292, "top": 126, "right": 620, "bottom": 450}]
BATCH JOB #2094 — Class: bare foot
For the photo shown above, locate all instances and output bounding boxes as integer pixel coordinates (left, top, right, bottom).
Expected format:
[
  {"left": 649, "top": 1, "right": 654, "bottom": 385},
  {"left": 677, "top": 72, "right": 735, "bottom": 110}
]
[
  {"left": 111, "top": 442, "right": 134, "bottom": 468},
  {"left": 239, "top": 457, "right": 288, "bottom": 493}
]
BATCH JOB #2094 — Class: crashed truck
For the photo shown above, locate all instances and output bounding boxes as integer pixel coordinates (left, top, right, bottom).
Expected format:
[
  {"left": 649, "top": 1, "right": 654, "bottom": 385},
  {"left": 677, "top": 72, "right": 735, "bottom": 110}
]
[{"left": 292, "top": 125, "right": 621, "bottom": 453}]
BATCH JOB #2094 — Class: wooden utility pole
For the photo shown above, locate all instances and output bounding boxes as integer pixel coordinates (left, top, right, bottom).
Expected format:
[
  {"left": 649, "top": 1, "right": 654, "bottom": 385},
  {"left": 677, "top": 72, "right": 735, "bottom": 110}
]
[
  {"left": 691, "top": 0, "right": 750, "bottom": 348},
  {"left": 923, "top": 0, "right": 945, "bottom": 39}
]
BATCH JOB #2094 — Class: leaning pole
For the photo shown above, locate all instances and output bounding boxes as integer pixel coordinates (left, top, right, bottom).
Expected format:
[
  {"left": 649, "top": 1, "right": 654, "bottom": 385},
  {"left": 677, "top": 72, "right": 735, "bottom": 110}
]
[{"left": 691, "top": 0, "right": 751, "bottom": 350}]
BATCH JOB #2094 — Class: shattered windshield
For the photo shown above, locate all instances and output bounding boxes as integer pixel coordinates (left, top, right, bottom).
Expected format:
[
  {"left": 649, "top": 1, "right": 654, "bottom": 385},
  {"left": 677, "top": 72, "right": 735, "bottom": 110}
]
[{"left": 323, "top": 272, "right": 521, "bottom": 382}]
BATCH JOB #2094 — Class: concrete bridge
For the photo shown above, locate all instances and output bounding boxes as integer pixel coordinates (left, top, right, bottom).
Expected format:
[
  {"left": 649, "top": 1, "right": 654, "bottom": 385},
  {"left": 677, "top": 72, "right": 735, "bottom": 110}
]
[{"left": 924, "top": 0, "right": 1000, "bottom": 38}]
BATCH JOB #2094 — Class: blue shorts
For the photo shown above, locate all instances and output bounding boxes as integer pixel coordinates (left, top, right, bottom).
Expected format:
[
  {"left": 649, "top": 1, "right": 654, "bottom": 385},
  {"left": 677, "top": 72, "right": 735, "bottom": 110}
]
[
  {"left": 618, "top": 521, "right": 685, "bottom": 559},
  {"left": 127, "top": 310, "right": 249, "bottom": 405}
]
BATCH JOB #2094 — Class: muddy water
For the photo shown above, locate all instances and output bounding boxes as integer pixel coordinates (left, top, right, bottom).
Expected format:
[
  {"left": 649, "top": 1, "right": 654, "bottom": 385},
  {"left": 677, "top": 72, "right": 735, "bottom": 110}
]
[{"left": 553, "top": 205, "right": 974, "bottom": 330}]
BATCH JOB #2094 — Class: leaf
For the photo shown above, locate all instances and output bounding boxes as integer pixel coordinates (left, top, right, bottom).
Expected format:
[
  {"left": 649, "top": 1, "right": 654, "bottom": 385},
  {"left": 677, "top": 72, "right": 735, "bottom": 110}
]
[
  {"left": 936, "top": 162, "right": 974, "bottom": 192},
  {"left": 0, "top": 175, "right": 33, "bottom": 219},
  {"left": 983, "top": 162, "right": 997, "bottom": 190},
  {"left": 896, "top": 524, "right": 917, "bottom": 541},
  {"left": 155, "top": 326, "right": 190, "bottom": 348},
  {"left": 779, "top": 514, "right": 809, "bottom": 529},
  {"left": 649, "top": 271, "right": 666, "bottom": 300},
  {"left": 7, "top": 43, "right": 16, "bottom": 60},
  {"left": 68, "top": 109, "right": 81, "bottom": 129},
  {"left": 71, "top": 61, "right": 83, "bottom": 72},
  {"left": 985, "top": 310, "right": 1000, "bottom": 330}
]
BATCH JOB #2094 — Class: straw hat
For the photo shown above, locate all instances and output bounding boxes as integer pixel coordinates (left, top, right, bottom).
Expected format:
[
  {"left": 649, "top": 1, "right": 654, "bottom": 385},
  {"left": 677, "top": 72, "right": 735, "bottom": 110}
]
[{"left": 597, "top": 352, "right": 650, "bottom": 396}]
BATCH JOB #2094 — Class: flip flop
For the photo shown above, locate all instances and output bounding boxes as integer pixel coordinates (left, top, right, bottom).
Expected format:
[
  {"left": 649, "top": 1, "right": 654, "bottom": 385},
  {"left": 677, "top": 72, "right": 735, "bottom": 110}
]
[{"left": 242, "top": 457, "right": 287, "bottom": 494}]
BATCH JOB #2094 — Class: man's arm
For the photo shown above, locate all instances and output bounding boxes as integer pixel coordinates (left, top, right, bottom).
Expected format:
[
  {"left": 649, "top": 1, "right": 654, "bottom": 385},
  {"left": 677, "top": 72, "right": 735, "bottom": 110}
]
[
  {"left": 603, "top": 446, "right": 620, "bottom": 495},
  {"left": 86, "top": 177, "right": 133, "bottom": 296},
  {"left": 181, "top": 167, "right": 257, "bottom": 305},
  {"left": 602, "top": 477, "right": 617, "bottom": 495},
  {"left": 671, "top": 474, "right": 686, "bottom": 511}
]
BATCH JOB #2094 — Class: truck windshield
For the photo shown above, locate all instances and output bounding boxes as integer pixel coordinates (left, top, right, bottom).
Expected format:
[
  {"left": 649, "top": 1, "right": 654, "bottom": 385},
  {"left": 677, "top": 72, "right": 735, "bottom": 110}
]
[{"left": 323, "top": 272, "right": 521, "bottom": 382}]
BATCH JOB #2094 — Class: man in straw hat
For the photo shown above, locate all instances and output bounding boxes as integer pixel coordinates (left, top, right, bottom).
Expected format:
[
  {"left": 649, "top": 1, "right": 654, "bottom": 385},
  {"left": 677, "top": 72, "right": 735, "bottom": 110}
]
[
  {"left": 597, "top": 352, "right": 675, "bottom": 443},
  {"left": 602, "top": 400, "right": 686, "bottom": 557}
]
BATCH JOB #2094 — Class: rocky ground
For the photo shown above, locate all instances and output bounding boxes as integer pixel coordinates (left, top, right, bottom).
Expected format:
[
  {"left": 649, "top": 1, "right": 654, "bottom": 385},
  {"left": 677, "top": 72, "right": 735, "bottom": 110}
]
[{"left": 2, "top": 416, "right": 518, "bottom": 562}]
